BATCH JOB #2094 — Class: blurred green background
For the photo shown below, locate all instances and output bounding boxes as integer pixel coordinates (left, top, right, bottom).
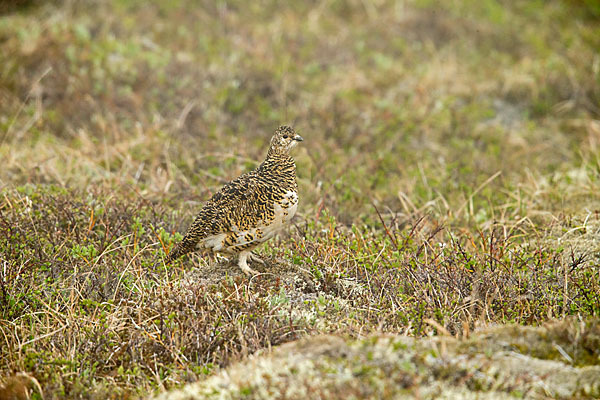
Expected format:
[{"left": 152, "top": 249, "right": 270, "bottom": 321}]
[{"left": 2, "top": 0, "right": 599, "bottom": 225}]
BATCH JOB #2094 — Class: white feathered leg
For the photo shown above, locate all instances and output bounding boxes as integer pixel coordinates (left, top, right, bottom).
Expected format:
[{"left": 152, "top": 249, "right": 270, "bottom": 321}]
[
  {"left": 238, "top": 251, "right": 259, "bottom": 275},
  {"left": 249, "top": 252, "right": 265, "bottom": 265}
]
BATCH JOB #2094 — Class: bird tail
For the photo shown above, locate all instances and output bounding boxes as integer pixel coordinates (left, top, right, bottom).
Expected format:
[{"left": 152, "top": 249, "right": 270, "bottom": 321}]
[
  {"left": 165, "top": 220, "right": 204, "bottom": 264},
  {"left": 165, "top": 243, "right": 183, "bottom": 264},
  {"left": 165, "top": 234, "right": 198, "bottom": 264}
]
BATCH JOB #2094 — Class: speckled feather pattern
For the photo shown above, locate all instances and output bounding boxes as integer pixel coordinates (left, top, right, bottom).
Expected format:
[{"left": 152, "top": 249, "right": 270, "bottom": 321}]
[{"left": 166, "top": 126, "right": 301, "bottom": 272}]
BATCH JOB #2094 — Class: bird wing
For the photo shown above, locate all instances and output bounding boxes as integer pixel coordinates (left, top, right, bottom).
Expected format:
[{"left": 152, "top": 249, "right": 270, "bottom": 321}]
[
  {"left": 203, "top": 170, "right": 266, "bottom": 233},
  {"left": 167, "top": 170, "right": 267, "bottom": 262}
]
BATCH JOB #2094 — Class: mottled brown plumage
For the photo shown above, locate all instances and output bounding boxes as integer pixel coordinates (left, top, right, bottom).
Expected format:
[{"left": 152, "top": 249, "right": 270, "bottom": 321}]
[{"left": 166, "top": 126, "right": 303, "bottom": 274}]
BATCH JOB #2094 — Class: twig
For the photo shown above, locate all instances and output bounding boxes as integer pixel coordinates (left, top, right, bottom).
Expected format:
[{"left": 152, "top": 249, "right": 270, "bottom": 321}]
[{"left": 372, "top": 201, "right": 398, "bottom": 251}]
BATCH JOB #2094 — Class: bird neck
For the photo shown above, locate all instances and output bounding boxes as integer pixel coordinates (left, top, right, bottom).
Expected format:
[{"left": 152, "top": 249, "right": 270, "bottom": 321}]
[
  {"left": 266, "top": 147, "right": 293, "bottom": 162},
  {"left": 261, "top": 147, "right": 295, "bottom": 173}
]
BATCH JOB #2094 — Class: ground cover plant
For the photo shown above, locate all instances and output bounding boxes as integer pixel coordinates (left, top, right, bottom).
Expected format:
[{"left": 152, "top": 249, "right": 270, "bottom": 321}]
[{"left": 0, "top": 0, "right": 599, "bottom": 398}]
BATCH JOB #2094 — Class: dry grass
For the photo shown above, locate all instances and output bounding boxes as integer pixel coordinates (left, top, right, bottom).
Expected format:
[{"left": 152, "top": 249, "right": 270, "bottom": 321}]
[{"left": 0, "top": 0, "right": 599, "bottom": 398}]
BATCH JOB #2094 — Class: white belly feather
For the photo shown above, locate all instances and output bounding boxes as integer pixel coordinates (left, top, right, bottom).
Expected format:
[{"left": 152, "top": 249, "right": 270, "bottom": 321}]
[
  {"left": 200, "top": 190, "right": 298, "bottom": 253},
  {"left": 261, "top": 190, "right": 298, "bottom": 239},
  {"left": 201, "top": 233, "right": 228, "bottom": 252}
]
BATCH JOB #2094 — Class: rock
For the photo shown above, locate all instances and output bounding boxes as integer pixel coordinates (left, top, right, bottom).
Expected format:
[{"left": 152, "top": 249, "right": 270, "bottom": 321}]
[{"left": 149, "top": 318, "right": 600, "bottom": 400}]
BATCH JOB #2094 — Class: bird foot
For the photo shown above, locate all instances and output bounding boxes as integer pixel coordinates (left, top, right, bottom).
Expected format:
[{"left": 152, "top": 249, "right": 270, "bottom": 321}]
[
  {"left": 238, "top": 251, "right": 260, "bottom": 276},
  {"left": 240, "top": 264, "right": 259, "bottom": 276},
  {"left": 238, "top": 251, "right": 264, "bottom": 276},
  {"left": 248, "top": 252, "right": 265, "bottom": 265},
  {"left": 215, "top": 254, "right": 231, "bottom": 264}
]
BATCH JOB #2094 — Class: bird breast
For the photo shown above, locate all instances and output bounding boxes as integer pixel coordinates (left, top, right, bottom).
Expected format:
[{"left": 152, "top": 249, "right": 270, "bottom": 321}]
[
  {"left": 262, "top": 189, "right": 298, "bottom": 237},
  {"left": 200, "top": 190, "right": 298, "bottom": 253}
]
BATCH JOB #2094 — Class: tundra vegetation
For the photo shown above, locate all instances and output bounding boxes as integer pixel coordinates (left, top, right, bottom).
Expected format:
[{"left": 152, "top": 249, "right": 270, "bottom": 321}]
[{"left": 0, "top": 0, "right": 599, "bottom": 399}]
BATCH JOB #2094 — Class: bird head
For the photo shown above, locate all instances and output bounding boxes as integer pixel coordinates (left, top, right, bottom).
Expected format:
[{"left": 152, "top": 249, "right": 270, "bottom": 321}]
[{"left": 269, "top": 125, "right": 303, "bottom": 154}]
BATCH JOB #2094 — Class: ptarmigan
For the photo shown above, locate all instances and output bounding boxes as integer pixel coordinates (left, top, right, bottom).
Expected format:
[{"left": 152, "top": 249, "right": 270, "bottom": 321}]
[{"left": 165, "top": 125, "right": 303, "bottom": 275}]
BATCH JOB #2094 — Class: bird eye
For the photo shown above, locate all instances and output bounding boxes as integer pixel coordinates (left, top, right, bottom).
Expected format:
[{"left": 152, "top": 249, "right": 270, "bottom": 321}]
[{"left": 283, "top": 135, "right": 288, "bottom": 139}]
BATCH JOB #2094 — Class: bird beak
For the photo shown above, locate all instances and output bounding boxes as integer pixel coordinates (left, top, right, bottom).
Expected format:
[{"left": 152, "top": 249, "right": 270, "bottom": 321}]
[{"left": 293, "top": 134, "right": 304, "bottom": 142}]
